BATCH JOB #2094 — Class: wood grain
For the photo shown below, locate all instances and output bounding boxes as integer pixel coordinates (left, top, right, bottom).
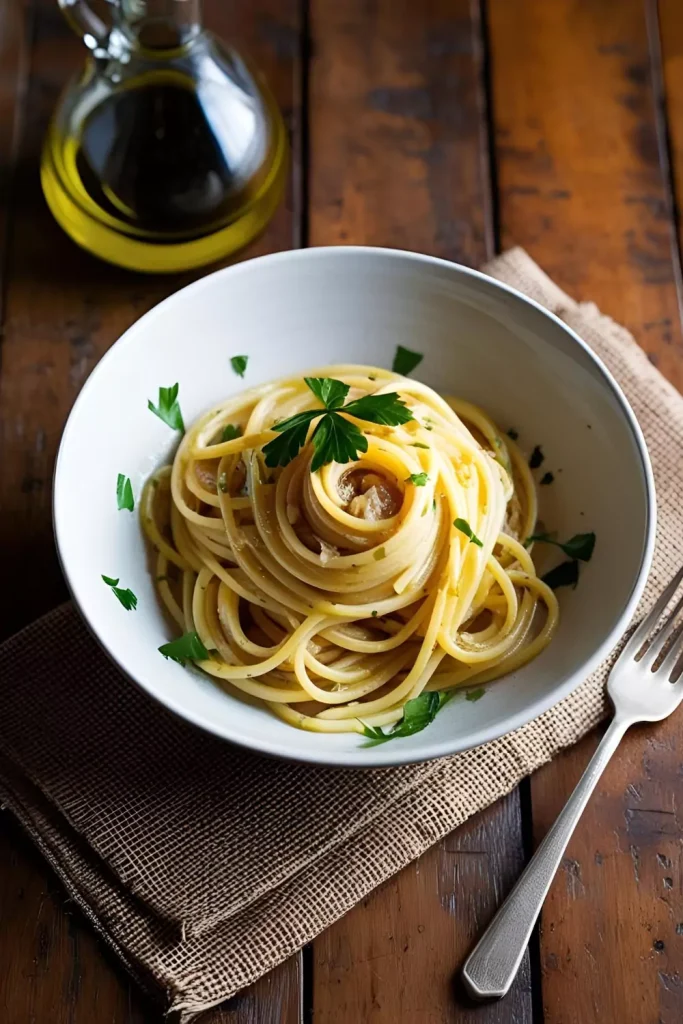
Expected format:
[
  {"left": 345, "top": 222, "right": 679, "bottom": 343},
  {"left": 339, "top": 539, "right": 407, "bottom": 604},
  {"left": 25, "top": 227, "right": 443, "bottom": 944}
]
[
  {"left": 488, "top": 0, "right": 683, "bottom": 1020},
  {"left": 0, "top": 1, "right": 303, "bottom": 1021},
  {"left": 0, "top": 0, "right": 30, "bottom": 324},
  {"left": 308, "top": 2, "right": 530, "bottom": 1020},
  {"left": 660, "top": 0, "right": 683, "bottom": 275},
  {"left": 5, "top": 2, "right": 683, "bottom": 1022},
  {"left": 307, "top": 0, "right": 493, "bottom": 260},
  {"left": 313, "top": 796, "right": 533, "bottom": 1024},
  {"left": 490, "top": 0, "right": 683, "bottom": 386},
  {"left": 0, "top": 0, "right": 302, "bottom": 642}
]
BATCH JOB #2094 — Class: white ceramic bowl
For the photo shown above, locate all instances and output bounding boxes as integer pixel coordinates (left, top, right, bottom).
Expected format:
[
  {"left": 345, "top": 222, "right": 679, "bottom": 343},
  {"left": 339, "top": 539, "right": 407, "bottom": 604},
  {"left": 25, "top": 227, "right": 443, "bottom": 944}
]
[{"left": 54, "top": 247, "right": 655, "bottom": 767}]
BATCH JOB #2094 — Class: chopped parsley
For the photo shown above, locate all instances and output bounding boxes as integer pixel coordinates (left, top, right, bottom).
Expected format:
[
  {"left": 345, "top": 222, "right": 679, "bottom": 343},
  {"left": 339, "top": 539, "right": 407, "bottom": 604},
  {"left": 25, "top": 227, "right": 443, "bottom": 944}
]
[
  {"left": 101, "top": 575, "right": 137, "bottom": 611},
  {"left": 529, "top": 445, "right": 544, "bottom": 469},
  {"left": 433, "top": 498, "right": 437, "bottom": 512},
  {"left": 540, "top": 471, "right": 554, "bottom": 486},
  {"left": 411, "top": 442, "right": 430, "bottom": 449},
  {"left": 148, "top": 383, "right": 184, "bottom": 432},
  {"left": 507, "top": 428, "right": 519, "bottom": 440},
  {"left": 116, "top": 473, "right": 134, "bottom": 512},
  {"left": 362, "top": 685, "right": 488, "bottom": 743},
  {"left": 406, "top": 472, "right": 428, "bottom": 486},
  {"left": 263, "top": 410, "right": 320, "bottom": 468},
  {"left": 454, "top": 517, "right": 484, "bottom": 548},
  {"left": 158, "top": 630, "right": 210, "bottom": 665},
  {"left": 344, "top": 391, "right": 414, "bottom": 426},
  {"left": 221, "top": 423, "right": 242, "bottom": 442},
  {"left": 310, "top": 413, "right": 368, "bottom": 472},
  {"left": 542, "top": 560, "right": 580, "bottom": 590},
  {"left": 362, "top": 691, "right": 443, "bottom": 744},
  {"left": 392, "top": 345, "right": 423, "bottom": 376},
  {"left": 526, "top": 531, "right": 595, "bottom": 562},
  {"left": 230, "top": 355, "right": 248, "bottom": 378},
  {"left": 373, "top": 546, "right": 386, "bottom": 561},
  {"left": 262, "top": 377, "right": 413, "bottom": 472},
  {"left": 371, "top": 610, "right": 378, "bottom": 617},
  {"left": 305, "top": 376, "right": 349, "bottom": 409}
]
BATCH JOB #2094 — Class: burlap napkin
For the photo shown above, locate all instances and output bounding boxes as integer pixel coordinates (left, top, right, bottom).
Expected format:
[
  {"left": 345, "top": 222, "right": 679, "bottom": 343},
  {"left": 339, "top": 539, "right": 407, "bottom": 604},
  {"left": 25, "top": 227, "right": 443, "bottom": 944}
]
[{"left": 1, "top": 248, "right": 681, "bottom": 1020}]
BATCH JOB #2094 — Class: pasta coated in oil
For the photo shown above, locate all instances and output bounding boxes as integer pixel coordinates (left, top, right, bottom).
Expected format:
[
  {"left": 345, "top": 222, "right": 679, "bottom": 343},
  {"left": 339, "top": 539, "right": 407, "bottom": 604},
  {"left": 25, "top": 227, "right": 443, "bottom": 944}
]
[{"left": 142, "top": 365, "right": 559, "bottom": 735}]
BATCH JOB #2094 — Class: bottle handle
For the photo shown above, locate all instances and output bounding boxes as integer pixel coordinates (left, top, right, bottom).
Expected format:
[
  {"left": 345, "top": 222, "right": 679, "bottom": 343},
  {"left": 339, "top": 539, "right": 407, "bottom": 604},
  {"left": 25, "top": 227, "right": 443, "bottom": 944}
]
[{"left": 57, "top": 0, "right": 112, "bottom": 52}]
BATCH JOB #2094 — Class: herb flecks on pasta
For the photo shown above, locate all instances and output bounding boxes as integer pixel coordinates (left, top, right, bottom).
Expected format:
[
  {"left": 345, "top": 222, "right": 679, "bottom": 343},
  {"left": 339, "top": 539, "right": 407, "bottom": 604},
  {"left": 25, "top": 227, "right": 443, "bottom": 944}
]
[{"left": 141, "top": 365, "right": 562, "bottom": 738}]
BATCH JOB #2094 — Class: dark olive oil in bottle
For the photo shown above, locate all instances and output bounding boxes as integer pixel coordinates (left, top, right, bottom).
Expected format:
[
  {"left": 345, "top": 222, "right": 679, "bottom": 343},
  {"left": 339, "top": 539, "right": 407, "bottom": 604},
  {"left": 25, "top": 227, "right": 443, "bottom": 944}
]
[{"left": 43, "top": 1, "right": 287, "bottom": 272}]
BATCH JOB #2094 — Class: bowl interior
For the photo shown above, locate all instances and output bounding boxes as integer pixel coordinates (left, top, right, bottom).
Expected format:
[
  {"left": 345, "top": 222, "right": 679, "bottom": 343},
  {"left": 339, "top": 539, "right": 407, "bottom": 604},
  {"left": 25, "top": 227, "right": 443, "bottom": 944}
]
[{"left": 54, "top": 248, "right": 653, "bottom": 766}]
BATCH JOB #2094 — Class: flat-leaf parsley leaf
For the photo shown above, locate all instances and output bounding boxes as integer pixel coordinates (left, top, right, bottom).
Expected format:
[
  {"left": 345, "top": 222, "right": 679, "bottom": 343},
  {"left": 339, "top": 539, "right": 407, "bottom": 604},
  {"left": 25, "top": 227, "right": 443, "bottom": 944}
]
[
  {"left": 221, "top": 423, "right": 242, "bottom": 442},
  {"left": 311, "top": 411, "right": 368, "bottom": 472},
  {"left": 343, "top": 391, "right": 413, "bottom": 426},
  {"left": 542, "top": 560, "right": 580, "bottom": 590},
  {"left": 159, "top": 630, "right": 210, "bottom": 665},
  {"left": 406, "top": 472, "right": 428, "bottom": 486},
  {"left": 529, "top": 445, "right": 544, "bottom": 469},
  {"left": 102, "top": 575, "right": 138, "bottom": 610},
  {"left": 116, "top": 473, "right": 134, "bottom": 512},
  {"left": 392, "top": 345, "right": 423, "bottom": 376},
  {"left": 362, "top": 692, "right": 441, "bottom": 744},
  {"left": 264, "top": 409, "right": 321, "bottom": 468},
  {"left": 262, "top": 377, "right": 413, "bottom": 471},
  {"left": 454, "top": 517, "right": 484, "bottom": 548},
  {"left": 361, "top": 688, "right": 477, "bottom": 745},
  {"left": 230, "top": 355, "right": 248, "bottom": 378},
  {"left": 304, "top": 376, "right": 350, "bottom": 409},
  {"left": 526, "top": 531, "right": 595, "bottom": 562},
  {"left": 361, "top": 724, "right": 387, "bottom": 743},
  {"left": 148, "top": 383, "right": 184, "bottom": 432}
]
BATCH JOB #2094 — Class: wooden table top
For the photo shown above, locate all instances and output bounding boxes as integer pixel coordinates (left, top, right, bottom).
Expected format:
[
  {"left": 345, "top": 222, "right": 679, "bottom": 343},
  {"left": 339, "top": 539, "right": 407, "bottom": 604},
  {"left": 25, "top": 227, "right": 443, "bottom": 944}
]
[{"left": 2, "top": 1, "right": 683, "bottom": 1021}]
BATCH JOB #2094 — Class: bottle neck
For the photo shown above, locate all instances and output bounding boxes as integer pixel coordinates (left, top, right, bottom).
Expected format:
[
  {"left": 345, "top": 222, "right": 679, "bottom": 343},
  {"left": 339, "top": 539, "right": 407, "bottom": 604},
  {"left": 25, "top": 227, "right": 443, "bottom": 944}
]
[{"left": 119, "top": 0, "right": 202, "bottom": 50}]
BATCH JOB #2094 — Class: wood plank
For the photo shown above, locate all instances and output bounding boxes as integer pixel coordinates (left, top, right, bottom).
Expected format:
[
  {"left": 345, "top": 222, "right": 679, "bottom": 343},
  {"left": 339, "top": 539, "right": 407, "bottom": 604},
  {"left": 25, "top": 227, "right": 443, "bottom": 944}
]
[
  {"left": 660, "top": 0, "right": 683, "bottom": 288},
  {"left": 308, "top": 3, "right": 531, "bottom": 1020},
  {"left": 313, "top": 796, "right": 531, "bottom": 1024},
  {"left": 307, "top": 0, "right": 494, "bottom": 260},
  {"left": 0, "top": 0, "right": 301, "bottom": 642},
  {"left": 0, "top": 0, "right": 30, "bottom": 325},
  {"left": 0, "top": 814, "right": 303, "bottom": 1024},
  {"left": 490, "top": 0, "right": 683, "bottom": 389},
  {"left": 489, "top": 1, "right": 683, "bottom": 1021},
  {"left": 0, "top": 815, "right": 149, "bottom": 1024},
  {"left": 0, "top": 1, "right": 303, "bottom": 1021}
]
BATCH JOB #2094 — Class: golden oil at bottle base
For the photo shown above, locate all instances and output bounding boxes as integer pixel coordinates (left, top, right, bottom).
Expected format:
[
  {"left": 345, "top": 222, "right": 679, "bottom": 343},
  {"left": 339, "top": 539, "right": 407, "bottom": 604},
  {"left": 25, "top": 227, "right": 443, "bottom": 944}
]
[{"left": 42, "top": 0, "right": 287, "bottom": 273}]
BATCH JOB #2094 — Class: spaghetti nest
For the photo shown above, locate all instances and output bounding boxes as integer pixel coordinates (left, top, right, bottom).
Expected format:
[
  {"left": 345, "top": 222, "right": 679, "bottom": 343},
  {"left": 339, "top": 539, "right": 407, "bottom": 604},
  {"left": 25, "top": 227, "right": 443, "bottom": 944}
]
[{"left": 142, "top": 365, "right": 559, "bottom": 735}]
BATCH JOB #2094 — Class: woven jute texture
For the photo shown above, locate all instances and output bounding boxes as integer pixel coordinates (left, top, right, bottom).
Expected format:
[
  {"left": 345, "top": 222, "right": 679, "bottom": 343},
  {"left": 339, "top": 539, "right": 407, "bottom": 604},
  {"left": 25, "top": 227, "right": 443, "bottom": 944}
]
[{"left": 1, "top": 248, "right": 681, "bottom": 1020}]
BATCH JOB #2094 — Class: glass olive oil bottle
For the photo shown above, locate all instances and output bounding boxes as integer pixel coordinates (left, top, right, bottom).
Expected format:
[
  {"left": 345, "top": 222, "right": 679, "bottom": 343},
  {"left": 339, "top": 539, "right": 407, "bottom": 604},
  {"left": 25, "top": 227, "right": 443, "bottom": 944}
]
[{"left": 42, "top": 0, "right": 287, "bottom": 273}]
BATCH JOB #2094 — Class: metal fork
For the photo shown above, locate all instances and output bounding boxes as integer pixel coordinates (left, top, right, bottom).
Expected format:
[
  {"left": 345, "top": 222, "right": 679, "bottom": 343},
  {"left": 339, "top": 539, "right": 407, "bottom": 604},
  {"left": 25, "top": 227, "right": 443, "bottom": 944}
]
[{"left": 462, "top": 565, "right": 683, "bottom": 1001}]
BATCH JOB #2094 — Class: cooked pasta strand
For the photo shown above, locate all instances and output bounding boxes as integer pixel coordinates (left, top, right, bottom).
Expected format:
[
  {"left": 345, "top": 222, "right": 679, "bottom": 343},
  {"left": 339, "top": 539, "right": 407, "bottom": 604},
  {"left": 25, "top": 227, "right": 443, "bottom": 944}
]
[{"left": 143, "top": 366, "right": 559, "bottom": 734}]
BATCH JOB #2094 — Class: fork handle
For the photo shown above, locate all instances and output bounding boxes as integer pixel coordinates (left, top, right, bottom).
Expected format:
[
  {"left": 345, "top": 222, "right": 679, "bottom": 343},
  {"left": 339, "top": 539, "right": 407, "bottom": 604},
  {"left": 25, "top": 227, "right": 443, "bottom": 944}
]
[{"left": 462, "top": 714, "right": 631, "bottom": 1000}]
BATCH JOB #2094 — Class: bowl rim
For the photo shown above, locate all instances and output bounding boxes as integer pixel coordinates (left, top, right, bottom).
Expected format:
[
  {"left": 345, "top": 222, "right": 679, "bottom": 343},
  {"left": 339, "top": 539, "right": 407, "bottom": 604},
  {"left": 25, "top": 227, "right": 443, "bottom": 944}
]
[{"left": 53, "top": 245, "right": 657, "bottom": 768}]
